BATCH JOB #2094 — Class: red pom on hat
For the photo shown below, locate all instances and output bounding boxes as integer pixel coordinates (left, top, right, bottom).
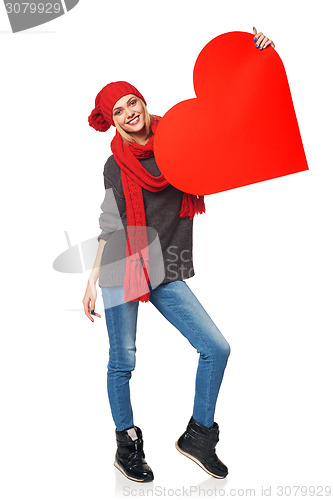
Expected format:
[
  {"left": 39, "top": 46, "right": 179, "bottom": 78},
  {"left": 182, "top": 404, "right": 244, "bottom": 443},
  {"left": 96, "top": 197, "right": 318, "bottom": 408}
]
[{"left": 88, "top": 81, "right": 147, "bottom": 131}]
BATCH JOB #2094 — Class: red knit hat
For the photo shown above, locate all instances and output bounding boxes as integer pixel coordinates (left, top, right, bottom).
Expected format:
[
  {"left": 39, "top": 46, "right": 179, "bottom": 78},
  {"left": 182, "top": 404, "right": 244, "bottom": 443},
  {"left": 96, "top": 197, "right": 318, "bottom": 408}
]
[{"left": 88, "top": 81, "right": 147, "bottom": 131}]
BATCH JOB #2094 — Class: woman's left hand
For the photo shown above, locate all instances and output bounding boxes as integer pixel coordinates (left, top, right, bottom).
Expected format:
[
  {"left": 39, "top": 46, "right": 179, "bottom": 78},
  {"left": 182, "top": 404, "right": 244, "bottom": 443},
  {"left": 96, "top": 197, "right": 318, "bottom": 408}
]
[{"left": 253, "top": 27, "right": 275, "bottom": 50}]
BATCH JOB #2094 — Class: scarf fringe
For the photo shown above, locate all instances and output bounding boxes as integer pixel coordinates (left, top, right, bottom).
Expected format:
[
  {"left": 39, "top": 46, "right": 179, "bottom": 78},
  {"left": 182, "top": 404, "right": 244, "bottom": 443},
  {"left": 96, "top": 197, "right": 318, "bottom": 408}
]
[
  {"left": 112, "top": 116, "right": 206, "bottom": 304},
  {"left": 180, "top": 194, "right": 206, "bottom": 220},
  {"left": 123, "top": 256, "right": 151, "bottom": 303},
  {"left": 131, "top": 292, "right": 151, "bottom": 303}
]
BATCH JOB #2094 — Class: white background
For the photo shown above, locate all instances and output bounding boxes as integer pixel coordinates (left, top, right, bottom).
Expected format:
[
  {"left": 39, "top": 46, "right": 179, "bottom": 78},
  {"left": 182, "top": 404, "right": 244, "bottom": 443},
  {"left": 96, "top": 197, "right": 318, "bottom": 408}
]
[{"left": 1, "top": 0, "right": 333, "bottom": 498}]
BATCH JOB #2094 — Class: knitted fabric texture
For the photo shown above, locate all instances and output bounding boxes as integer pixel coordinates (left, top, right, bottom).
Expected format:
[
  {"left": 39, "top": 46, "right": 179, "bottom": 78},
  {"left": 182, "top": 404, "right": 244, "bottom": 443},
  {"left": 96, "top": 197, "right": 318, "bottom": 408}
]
[
  {"left": 111, "top": 115, "right": 206, "bottom": 303},
  {"left": 88, "top": 81, "right": 147, "bottom": 131}
]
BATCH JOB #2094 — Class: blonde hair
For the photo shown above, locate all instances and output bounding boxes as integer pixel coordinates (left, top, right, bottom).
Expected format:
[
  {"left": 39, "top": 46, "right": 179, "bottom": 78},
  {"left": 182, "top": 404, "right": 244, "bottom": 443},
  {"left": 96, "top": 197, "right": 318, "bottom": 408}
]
[{"left": 114, "top": 98, "right": 152, "bottom": 144}]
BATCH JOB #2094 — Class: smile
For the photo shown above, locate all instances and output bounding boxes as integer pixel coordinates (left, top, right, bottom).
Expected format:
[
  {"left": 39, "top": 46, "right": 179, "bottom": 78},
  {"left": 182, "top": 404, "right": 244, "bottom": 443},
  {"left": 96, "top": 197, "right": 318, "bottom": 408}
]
[{"left": 127, "top": 115, "right": 140, "bottom": 125}]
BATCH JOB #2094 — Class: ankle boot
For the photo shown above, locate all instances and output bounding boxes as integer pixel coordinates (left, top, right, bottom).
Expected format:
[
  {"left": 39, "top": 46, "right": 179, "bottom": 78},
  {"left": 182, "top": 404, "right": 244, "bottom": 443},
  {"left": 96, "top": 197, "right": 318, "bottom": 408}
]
[
  {"left": 175, "top": 416, "right": 228, "bottom": 479},
  {"left": 114, "top": 425, "right": 154, "bottom": 482}
]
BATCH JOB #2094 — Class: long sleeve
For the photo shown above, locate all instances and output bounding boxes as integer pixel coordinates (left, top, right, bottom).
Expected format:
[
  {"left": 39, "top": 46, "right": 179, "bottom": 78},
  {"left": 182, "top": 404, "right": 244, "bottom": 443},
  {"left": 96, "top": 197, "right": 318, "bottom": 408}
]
[
  {"left": 97, "top": 157, "right": 127, "bottom": 242},
  {"left": 97, "top": 187, "right": 125, "bottom": 242},
  {"left": 97, "top": 154, "right": 195, "bottom": 288}
]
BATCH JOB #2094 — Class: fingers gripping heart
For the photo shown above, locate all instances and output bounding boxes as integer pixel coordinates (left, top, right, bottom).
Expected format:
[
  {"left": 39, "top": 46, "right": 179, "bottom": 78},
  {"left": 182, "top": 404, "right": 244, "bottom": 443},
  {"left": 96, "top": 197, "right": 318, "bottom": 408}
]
[{"left": 154, "top": 31, "right": 308, "bottom": 196}]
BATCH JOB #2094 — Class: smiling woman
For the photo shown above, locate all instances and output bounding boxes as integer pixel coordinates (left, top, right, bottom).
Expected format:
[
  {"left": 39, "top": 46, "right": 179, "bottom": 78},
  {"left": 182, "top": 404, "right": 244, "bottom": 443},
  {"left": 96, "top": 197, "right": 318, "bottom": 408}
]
[
  {"left": 82, "top": 24, "right": 277, "bottom": 485},
  {"left": 113, "top": 94, "right": 153, "bottom": 145},
  {"left": 84, "top": 78, "right": 230, "bottom": 483},
  {"left": 87, "top": 81, "right": 205, "bottom": 302}
]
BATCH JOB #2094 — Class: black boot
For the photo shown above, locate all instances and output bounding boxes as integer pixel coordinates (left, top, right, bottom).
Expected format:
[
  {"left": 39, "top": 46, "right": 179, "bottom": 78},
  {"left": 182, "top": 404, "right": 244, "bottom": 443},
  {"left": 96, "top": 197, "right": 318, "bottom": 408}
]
[
  {"left": 175, "top": 416, "right": 228, "bottom": 479},
  {"left": 114, "top": 425, "right": 154, "bottom": 482}
]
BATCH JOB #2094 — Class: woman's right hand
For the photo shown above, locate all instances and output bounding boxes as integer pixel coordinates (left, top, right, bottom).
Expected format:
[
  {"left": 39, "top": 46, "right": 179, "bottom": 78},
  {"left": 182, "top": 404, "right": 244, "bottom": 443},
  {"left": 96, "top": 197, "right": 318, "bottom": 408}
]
[{"left": 82, "top": 279, "right": 101, "bottom": 322}]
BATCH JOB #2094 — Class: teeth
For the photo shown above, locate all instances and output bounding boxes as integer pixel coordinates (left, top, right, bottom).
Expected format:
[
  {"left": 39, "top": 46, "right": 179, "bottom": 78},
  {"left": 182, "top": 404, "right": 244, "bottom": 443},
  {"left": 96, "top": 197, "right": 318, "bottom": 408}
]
[{"left": 129, "top": 116, "right": 139, "bottom": 124}]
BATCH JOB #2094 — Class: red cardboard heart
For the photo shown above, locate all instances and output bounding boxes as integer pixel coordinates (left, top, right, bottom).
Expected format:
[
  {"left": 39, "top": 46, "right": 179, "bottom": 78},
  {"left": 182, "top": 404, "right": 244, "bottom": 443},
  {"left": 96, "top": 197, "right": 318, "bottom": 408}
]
[{"left": 154, "top": 31, "right": 309, "bottom": 195}]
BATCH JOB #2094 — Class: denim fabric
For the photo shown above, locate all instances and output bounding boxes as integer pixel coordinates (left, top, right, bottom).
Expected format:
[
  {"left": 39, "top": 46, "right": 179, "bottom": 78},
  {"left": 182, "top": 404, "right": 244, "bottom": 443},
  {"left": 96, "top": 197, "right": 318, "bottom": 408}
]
[{"left": 101, "top": 280, "right": 231, "bottom": 431}]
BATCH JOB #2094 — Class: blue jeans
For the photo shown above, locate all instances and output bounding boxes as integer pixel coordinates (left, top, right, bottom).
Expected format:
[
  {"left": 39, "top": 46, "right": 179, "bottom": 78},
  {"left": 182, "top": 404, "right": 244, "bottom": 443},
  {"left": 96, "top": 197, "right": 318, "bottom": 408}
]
[{"left": 101, "top": 280, "right": 231, "bottom": 432}]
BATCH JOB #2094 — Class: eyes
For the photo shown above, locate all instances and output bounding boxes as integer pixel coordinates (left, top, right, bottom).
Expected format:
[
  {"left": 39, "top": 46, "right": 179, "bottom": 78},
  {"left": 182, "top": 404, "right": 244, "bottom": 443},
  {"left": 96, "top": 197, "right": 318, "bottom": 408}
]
[{"left": 113, "top": 99, "right": 137, "bottom": 116}]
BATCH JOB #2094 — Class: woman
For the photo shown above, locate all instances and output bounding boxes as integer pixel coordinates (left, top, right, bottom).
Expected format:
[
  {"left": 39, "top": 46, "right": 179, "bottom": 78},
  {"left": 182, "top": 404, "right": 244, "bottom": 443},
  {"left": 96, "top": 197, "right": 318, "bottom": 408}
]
[{"left": 82, "top": 28, "right": 275, "bottom": 483}]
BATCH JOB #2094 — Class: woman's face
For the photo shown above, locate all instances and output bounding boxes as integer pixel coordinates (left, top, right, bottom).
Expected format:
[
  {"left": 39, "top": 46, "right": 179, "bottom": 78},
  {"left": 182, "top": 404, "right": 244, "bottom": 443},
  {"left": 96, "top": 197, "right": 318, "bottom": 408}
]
[{"left": 113, "top": 94, "right": 145, "bottom": 133}]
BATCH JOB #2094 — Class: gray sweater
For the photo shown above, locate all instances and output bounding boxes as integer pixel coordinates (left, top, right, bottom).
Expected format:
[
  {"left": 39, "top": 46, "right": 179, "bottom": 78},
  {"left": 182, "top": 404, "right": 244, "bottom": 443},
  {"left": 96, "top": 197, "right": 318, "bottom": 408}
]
[{"left": 97, "top": 154, "right": 195, "bottom": 288}]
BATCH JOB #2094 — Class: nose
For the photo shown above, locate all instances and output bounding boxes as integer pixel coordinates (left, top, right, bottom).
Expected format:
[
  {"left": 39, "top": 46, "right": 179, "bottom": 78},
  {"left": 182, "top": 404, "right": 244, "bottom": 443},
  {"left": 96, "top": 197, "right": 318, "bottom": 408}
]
[{"left": 126, "top": 107, "right": 135, "bottom": 120}]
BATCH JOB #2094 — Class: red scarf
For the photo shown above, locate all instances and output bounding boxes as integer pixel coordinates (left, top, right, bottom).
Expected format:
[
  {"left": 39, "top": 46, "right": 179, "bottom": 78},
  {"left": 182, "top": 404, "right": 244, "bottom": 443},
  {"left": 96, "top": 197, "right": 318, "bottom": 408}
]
[{"left": 111, "top": 115, "right": 205, "bottom": 303}]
